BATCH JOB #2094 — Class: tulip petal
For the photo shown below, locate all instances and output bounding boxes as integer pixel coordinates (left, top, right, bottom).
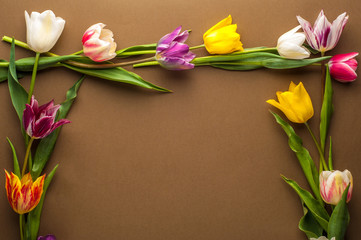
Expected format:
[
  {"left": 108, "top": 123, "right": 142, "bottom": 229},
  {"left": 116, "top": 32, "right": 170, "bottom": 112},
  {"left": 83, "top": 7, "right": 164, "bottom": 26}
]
[
  {"left": 330, "top": 52, "right": 358, "bottom": 62},
  {"left": 33, "top": 116, "right": 54, "bottom": 138},
  {"left": 157, "top": 26, "right": 182, "bottom": 50},
  {"left": 51, "top": 119, "right": 71, "bottom": 132},
  {"left": 330, "top": 63, "right": 357, "bottom": 82},
  {"left": 23, "top": 104, "right": 35, "bottom": 136},
  {"left": 204, "top": 15, "right": 232, "bottom": 37},
  {"left": 326, "top": 12, "right": 348, "bottom": 51}
]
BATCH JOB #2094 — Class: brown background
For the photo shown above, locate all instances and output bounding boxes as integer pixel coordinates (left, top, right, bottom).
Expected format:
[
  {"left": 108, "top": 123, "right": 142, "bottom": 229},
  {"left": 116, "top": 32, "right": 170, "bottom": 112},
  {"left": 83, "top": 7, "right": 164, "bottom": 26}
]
[{"left": 0, "top": 0, "right": 360, "bottom": 239}]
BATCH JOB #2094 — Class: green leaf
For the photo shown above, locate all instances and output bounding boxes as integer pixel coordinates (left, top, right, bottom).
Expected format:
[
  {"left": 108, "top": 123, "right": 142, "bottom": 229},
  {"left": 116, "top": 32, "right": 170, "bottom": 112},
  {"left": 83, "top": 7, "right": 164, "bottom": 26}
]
[
  {"left": 6, "top": 138, "right": 21, "bottom": 178},
  {"left": 320, "top": 66, "right": 333, "bottom": 152},
  {"left": 193, "top": 52, "right": 330, "bottom": 70},
  {"left": 299, "top": 203, "right": 323, "bottom": 239},
  {"left": 282, "top": 176, "right": 330, "bottom": 231},
  {"left": 328, "top": 184, "right": 350, "bottom": 240},
  {"left": 262, "top": 55, "right": 331, "bottom": 69},
  {"left": 15, "top": 55, "right": 81, "bottom": 72},
  {"left": 62, "top": 63, "right": 171, "bottom": 92},
  {"left": 210, "top": 62, "right": 264, "bottom": 71},
  {"left": 31, "top": 76, "right": 85, "bottom": 178},
  {"left": 7, "top": 39, "right": 28, "bottom": 124},
  {"left": 27, "top": 165, "right": 58, "bottom": 240},
  {"left": 271, "top": 112, "right": 321, "bottom": 202}
]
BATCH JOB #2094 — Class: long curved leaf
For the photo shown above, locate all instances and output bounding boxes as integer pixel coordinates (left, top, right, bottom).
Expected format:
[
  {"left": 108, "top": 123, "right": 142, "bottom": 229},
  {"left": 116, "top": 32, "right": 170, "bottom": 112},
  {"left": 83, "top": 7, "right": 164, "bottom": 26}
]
[
  {"left": 6, "top": 138, "right": 21, "bottom": 178},
  {"left": 62, "top": 63, "right": 170, "bottom": 92},
  {"left": 8, "top": 39, "right": 28, "bottom": 123},
  {"left": 282, "top": 176, "right": 329, "bottom": 231},
  {"left": 299, "top": 203, "right": 323, "bottom": 238},
  {"left": 328, "top": 185, "right": 350, "bottom": 240},
  {"left": 320, "top": 66, "right": 333, "bottom": 153},
  {"left": 27, "top": 165, "right": 58, "bottom": 240},
  {"left": 15, "top": 55, "right": 81, "bottom": 72},
  {"left": 271, "top": 112, "right": 321, "bottom": 202},
  {"left": 31, "top": 76, "right": 84, "bottom": 178},
  {"left": 116, "top": 43, "right": 156, "bottom": 57}
]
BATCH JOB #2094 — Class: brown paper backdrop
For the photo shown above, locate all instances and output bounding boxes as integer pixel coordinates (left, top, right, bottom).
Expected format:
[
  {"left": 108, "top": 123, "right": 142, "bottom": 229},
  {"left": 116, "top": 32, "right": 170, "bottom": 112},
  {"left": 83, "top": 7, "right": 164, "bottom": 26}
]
[{"left": 0, "top": 0, "right": 360, "bottom": 239}]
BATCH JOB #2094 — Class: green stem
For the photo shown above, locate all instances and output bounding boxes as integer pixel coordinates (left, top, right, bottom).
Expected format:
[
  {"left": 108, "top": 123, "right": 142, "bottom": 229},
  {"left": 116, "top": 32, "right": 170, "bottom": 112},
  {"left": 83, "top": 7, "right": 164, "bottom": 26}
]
[
  {"left": 66, "top": 56, "right": 156, "bottom": 69},
  {"left": 133, "top": 61, "right": 160, "bottom": 68},
  {"left": 22, "top": 137, "right": 35, "bottom": 176},
  {"left": 117, "top": 50, "right": 156, "bottom": 56},
  {"left": 27, "top": 52, "right": 40, "bottom": 103},
  {"left": 190, "top": 44, "right": 205, "bottom": 50},
  {"left": 2, "top": 36, "right": 31, "bottom": 51},
  {"left": 304, "top": 122, "right": 328, "bottom": 171},
  {"left": 232, "top": 47, "right": 277, "bottom": 54},
  {"left": 71, "top": 49, "right": 84, "bottom": 55},
  {"left": 19, "top": 214, "right": 24, "bottom": 240}
]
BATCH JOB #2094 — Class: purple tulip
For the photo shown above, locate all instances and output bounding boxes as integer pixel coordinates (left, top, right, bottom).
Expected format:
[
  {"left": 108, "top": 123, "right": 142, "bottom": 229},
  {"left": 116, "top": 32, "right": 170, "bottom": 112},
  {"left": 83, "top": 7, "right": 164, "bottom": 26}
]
[
  {"left": 155, "top": 26, "right": 196, "bottom": 70},
  {"left": 23, "top": 96, "right": 70, "bottom": 139},
  {"left": 37, "top": 235, "right": 56, "bottom": 240},
  {"left": 297, "top": 10, "right": 348, "bottom": 53},
  {"left": 329, "top": 52, "right": 358, "bottom": 82}
]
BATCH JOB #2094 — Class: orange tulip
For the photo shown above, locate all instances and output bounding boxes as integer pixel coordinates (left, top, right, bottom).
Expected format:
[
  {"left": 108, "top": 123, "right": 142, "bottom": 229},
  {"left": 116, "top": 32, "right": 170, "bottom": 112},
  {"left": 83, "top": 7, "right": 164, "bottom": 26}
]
[{"left": 5, "top": 170, "right": 45, "bottom": 214}]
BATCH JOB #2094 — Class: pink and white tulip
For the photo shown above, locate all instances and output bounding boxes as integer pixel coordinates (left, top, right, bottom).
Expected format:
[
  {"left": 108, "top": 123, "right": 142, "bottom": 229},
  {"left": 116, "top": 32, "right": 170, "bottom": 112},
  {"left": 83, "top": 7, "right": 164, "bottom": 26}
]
[
  {"left": 320, "top": 170, "right": 353, "bottom": 205},
  {"left": 297, "top": 10, "right": 348, "bottom": 53},
  {"left": 82, "top": 23, "right": 117, "bottom": 62},
  {"left": 329, "top": 52, "right": 358, "bottom": 82},
  {"left": 310, "top": 237, "right": 335, "bottom": 240}
]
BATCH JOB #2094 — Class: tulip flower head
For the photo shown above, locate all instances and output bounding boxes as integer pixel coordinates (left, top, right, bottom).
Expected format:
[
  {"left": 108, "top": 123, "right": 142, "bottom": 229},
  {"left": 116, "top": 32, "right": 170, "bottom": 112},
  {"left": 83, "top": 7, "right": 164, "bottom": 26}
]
[
  {"left": 23, "top": 96, "right": 70, "bottom": 139},
  {"left": 25, "top": 10, "right": 65, "bottom": 53},
  {"left": 311, "top": 237, "right": 335, "bottom": 240},
  {"left": 267, "top": 82, "right": 314, "bottom": 123},
  {"left": 155, "top": 26, "right": 195, "bottom": 70},
  {"left": 329, "top": 52, "right": 358, "bottom": 83},
  {"left": 82, "top": 23, "right": 117, "bottom": 62},
  {"left": 37, "top": 235, "right": 56, "bottom": 240},
  {"left": 5, "top": 171, "right": 45, "bottom": 214},
  {"left": 297, "top": 10, "right": 348, "bottom": 53},
  {"left": 203, "top": 15, "right": 243, "bottom": 54},
  {"left": 320, "top": 170, "right": 353, "bottom": 205},
  {"left": 277, "top": 26, "right": 310, "bottom": 59}
]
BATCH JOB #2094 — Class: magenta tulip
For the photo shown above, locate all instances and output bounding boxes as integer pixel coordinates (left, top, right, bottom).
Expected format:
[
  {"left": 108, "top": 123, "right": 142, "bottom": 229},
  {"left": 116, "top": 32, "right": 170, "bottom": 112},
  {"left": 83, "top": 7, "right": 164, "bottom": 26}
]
[
  {"left": 155, "top": 26, "right": 196, "bottom": 70},
  {"left": 37, "top": 235, "right": 56, "bottom": 240},
  {"left": 297, "top": 10, "right": 348, "bottom": 52},
  {"left": 23, "top": 96, "right": 70, "bottom": 139},
  {"left": 329, "top": 52, "right": 358, "bottom": 82}
]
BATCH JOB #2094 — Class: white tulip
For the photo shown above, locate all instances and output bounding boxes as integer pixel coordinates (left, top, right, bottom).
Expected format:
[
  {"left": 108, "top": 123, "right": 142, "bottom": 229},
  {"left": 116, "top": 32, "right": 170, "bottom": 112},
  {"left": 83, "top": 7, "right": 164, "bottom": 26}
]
[
  {"left": 25, "top": 10, "right": 65, "bottom": 53},
  {"left": 310, "top": 237, "right": 335, "bottom": 240},
  {"left": 277, "top": 25, "right": 310, "bottom": 59}
]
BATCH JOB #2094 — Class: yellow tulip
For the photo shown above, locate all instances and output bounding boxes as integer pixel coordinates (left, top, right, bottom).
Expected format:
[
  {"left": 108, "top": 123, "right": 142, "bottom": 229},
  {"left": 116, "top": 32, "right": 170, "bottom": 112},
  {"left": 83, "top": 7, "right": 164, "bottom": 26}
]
[
  {"left": 203, "top": 15, "right": 243, "bottom": 54},
  {"left": 266, "top": 82, "right": 314, "bottom": 123}
]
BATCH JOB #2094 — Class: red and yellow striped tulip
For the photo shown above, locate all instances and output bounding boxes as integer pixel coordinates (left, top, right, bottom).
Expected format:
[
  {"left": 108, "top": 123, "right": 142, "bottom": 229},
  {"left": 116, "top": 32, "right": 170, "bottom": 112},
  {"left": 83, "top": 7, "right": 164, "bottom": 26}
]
[{"left": 5, "top": 170, "right": 45, "bottom": 214}]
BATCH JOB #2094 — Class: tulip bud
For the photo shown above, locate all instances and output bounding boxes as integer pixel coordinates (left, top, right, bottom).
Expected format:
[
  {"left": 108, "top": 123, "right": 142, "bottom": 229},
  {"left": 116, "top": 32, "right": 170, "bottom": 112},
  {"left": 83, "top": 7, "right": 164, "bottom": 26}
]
[
  {"left": 82, "top": 23, "right": 117, "bottom": 62},
  {"left": 155, "top": 26, "right": 195, "bottom": 70},
  {"left": 5, "top": 171, "right": 45, "bottom": 214},
  {"left": 25, "top": 10, "right": 65, "bottom": 53},
  {"left": 320, "top": 170, "right": 353, "bottom": 205},
  {"left": 329, "top": 52, "right": 358, "bottom": 82},
  {"left": 310, "top": 237, "right": 335, "bottom": 240},
  {"left": 203, "top": 15, "right": 243, "bottom": 54},
  {"left": 266, "top": 81, "right": 314, "bottom": 123},
  {"left": 277, "top": 26, "right": 310, "bottom": 59},
  {"left": 23, "top": 96, "right": 70, "bottom": 139}
]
